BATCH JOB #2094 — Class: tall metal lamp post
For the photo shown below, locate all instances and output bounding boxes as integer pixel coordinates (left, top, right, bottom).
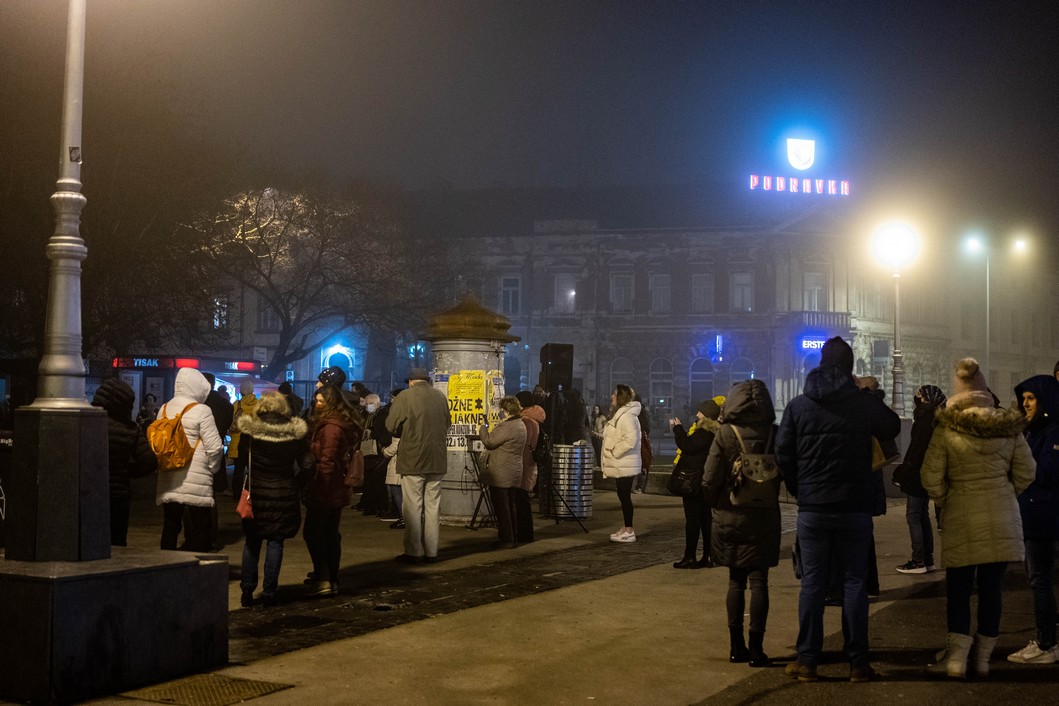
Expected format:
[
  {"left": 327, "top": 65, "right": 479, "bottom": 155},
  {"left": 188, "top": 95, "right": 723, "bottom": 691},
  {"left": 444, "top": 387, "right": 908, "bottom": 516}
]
[
  {"left": 872, "top": 221, "right": 920, "bottom": 417},
  {"left": 963, "top": 235, "right": 1028, "bottom": 376}
]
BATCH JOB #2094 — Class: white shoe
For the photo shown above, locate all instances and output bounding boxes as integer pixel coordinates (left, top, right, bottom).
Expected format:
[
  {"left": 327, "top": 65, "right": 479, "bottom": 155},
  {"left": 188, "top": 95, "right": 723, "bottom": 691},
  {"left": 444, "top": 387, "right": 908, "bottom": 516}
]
[
  {"left": 1006, "top": 640, "right": 1057, "bottom": 664},
  {"left": 609, "top": 528, "right": 636, "bottom": 543}
]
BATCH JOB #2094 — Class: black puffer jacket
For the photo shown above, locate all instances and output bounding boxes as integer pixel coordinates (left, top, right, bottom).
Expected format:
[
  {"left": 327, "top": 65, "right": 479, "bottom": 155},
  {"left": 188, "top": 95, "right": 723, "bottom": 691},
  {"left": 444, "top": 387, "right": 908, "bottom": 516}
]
[
  {"left": 776, "top": 365, "right": 901, "bottom": 513},
  {"left": 1014, "top": 375, "right": 1059, "bottom": 540},
  {"left": 237, "top": 411, "right": 313, "bottom": 539},
  {"left": 895, "top": 399, "right": 943, "bottom": 498},
  {"left": 702, "top": 380, "right": 781, "bottom": 568},
  {"left": 91, "top": 378, "right": 157, "bottom": 500}
]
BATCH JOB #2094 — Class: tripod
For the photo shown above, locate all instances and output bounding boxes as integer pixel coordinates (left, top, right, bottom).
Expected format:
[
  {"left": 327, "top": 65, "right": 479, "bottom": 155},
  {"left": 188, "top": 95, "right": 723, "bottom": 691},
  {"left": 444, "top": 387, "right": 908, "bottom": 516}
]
[{"left": 463, "top": 435, "right": 496, "bottom": 530}]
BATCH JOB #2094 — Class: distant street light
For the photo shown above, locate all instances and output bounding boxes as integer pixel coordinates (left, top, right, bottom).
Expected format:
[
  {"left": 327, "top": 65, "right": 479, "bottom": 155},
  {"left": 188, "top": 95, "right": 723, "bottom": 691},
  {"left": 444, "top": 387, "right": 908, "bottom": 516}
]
[
  {"left": 872, "top": 221, "right": 920, "bottom": 416},
  {"left": 962, "top": 234, "right": 1030, "bottom": 376}
]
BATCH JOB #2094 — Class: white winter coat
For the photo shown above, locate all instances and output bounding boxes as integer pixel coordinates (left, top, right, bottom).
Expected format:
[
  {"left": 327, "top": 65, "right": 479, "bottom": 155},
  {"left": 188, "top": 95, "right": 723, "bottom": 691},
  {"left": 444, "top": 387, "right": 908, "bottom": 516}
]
[
  {"left": 155, "top": 368, "right": 224, "bottom": 508},
  {"left": 602, "top": 401, "right": 642, "bottom": 478}
]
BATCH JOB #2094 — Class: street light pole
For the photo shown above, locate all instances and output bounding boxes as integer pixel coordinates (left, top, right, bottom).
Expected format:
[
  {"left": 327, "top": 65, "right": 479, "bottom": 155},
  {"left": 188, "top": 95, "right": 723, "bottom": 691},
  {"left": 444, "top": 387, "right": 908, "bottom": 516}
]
[
  {"left": 892, "top": 271, "right": 905, "bottom": 417},
  {"left": 984, "top": 254, "right": 990, "bottom": 377}
]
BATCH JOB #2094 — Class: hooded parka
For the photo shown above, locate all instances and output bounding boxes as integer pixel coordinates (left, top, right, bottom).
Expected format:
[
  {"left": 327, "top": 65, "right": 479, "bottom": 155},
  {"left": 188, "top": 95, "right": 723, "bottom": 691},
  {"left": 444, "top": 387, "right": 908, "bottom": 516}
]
[
  {"left": 920, "top": 390, "right": 1036, "bottom": 568},
  {"left": 91, "top": 377, "right": 157, "bottom": 502},
  {"left": 237, "top": 411, "right": 312, "bottom": 539},
  {"left": 702, "top": 380, "right": 781, "bottom": 568},
  {"left": 155, "top": 368, "right": 224, "bottom": 508},
  {"left": 1013, "top": 375, "right": 1059, "bottom": 540}
]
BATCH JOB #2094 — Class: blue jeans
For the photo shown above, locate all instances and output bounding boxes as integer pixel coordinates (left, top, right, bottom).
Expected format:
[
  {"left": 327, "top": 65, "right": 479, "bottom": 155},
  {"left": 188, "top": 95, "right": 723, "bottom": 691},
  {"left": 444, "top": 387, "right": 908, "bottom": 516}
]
[
  {"left": 796, "top": 511, "right": 873, "bottom": 667},
  {"left": 1024, "top": 537, "right": 1057, "bottom": 649},
  {"left": 946, "top": 562, "right": 1006, "bottom": 637},
  {"left": 905, "top": 494, "right": 934, "bottom": 566},
  {"left": 240, "top": 535, "right": 285, "bottom": 597}
]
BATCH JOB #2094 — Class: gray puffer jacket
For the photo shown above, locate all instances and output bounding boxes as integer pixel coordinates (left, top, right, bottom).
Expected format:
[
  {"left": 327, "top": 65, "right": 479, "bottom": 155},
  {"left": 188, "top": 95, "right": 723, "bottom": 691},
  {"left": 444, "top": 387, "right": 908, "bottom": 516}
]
[
  {"left": 702, "top": 380, "right": 781, "bottom": 569},
  {"left": 920, "top": 390, "right": 1036, "bottom": 568},
  {"left": 480, "top": 416, "right": 527, "bottom": 488}
]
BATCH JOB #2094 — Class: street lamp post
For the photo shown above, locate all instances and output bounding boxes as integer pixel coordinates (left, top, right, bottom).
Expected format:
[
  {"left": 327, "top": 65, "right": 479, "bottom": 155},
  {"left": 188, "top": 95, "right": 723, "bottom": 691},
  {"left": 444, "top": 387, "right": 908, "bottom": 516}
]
[
  {"left": 964, "top": 235, "right": 1028, "bottom": 378},
  {"left": 872, "top": 222, "right": 920, "bottom": 417}
]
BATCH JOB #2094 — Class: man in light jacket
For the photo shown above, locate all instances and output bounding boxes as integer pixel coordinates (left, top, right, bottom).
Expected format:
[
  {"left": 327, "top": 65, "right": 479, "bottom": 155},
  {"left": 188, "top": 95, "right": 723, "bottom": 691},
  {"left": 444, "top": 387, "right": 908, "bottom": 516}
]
[
  {"left": 385, "top": 368, "right": 452, "bottom": 563},
  {"left": 156, "top": 367, "right": 224, "bottom": 552}
]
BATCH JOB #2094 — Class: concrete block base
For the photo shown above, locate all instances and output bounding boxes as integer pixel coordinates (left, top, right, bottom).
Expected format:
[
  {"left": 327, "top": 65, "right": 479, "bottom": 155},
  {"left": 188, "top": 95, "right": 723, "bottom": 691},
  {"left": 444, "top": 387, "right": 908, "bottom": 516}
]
[{"left": 0, "top": 548, "right": 228, "bottom": 703}]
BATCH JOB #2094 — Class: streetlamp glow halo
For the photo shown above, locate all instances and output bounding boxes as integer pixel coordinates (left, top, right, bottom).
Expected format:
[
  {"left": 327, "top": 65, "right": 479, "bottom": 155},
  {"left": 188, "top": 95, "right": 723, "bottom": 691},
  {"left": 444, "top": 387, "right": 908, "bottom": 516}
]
[{"left": 872, "top": 221, "right": 920, "bottom": 272}]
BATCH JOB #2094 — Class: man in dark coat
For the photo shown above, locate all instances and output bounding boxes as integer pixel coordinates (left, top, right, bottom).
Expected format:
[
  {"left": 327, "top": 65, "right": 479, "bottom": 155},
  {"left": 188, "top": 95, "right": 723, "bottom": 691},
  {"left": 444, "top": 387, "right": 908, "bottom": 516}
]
[
  {"left": 776, "top": 336, "right": 901, "bottom": 683},
  {"left": 1007, "top": 375, "right": 1059, "bottom": 664}
]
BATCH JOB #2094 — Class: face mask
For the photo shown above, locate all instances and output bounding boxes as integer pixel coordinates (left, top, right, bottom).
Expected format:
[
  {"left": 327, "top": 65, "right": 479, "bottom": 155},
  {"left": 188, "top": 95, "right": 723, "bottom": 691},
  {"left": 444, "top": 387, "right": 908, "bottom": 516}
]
[{"left": 366, "top": 403, "right": 378, "bottom": 413}]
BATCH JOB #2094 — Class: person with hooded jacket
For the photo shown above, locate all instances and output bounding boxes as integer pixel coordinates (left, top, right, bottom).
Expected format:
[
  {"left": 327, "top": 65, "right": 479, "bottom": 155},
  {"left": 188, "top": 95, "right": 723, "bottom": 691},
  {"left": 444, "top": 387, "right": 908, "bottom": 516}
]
[
  {"left": 515, "top": 390, "right": 546, "bottom": 544},
  {"left": 1007, "top": 374, "right": 1059, "bottom": 665},
  {"left": 91, "top": 377, "right": 157, "bottom": 546},
  {"left": 602, "top": 384, "right": 642, "bottom": 543},
  {"left": 776, "top": 336, "right": 900, "bottom": 683},
  {"left": 893, "top": 384, "right": 947, "bottom": 574},
  {"left": 155, "top": 368, "right": 225, "bottom": 552},
  {"left": 703, "top": 380, "right": 780, "bottom": 667},
  {"left": 920, "top": 358, "right": 1035, "bottom": 678},
  {"left": 235, "top": 391, "right": 313, "bottom": 607},
  {"left": 669, "top": 397, "right": 723, "bottom": 569}
]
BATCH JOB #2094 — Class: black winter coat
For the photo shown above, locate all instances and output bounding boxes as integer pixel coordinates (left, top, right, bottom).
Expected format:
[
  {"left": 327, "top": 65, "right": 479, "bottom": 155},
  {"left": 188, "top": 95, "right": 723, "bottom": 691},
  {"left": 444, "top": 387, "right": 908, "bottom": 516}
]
[
  {"left": 776, "top": 365, "right": 901, "bottom": 514},
  {"left": 702, "top": 380, "right": 781, "bottom": 569},
  {"left": 105, "top": 417, "right": 157, "bottom": 500},
  {"left": 895, "top": 401, "right": 942, "bottom": 498},
  {"left": 671, "top": 418, "right": 718, "bottom": 500},
  {"left": 238, "top": 411, "right": 313, "bottom": 540},
  {"left": 1014, "top": 375, "right": 1059, "bottom": 540}
]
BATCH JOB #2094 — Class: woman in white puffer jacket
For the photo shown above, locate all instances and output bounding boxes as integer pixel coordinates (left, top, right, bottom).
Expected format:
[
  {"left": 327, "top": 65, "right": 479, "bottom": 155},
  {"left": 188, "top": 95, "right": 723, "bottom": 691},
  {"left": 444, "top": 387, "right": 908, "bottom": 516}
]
[
  {"left": 602, "top": 384, "right": 642, "bottom": 543},
  {"left": 155, "top": 367, "right": 224, "bottom": 551}
]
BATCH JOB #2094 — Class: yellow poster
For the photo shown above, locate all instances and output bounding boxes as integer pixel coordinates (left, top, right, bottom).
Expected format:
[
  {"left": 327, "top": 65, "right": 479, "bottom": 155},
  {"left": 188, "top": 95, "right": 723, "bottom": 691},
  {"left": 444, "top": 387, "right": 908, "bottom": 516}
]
[{"left": 446, "top": 370, "right": 487, "bottom": 450}]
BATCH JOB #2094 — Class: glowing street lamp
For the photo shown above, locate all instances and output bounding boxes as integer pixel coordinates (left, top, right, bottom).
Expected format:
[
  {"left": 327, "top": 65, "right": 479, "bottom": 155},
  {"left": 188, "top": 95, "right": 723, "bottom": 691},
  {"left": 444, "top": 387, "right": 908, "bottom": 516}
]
[
  {"left": 962, "top": 234, "right": 1030, "bottom": 376},
  {"left": 872, "top": 221, "right": 920, "bottom": 416}
]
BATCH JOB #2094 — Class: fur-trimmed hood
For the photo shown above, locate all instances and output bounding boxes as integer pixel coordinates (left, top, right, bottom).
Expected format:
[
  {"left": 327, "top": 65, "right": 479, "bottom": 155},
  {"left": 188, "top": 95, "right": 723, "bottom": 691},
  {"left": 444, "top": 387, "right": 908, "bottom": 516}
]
[
  {"left": 934, "top": 390, "right": 1026, "bottom": 439},
  {"left": 238, "top": 411, "right": 308, "bottom": 442}
]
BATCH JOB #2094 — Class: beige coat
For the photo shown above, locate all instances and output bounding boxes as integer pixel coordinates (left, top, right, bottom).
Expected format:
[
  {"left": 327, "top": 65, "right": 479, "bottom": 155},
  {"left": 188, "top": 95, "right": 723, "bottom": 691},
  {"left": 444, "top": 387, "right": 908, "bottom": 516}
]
[
  {"left": 921, "top": 390, "right": 1036, "bottom": 568},
  {"left": 479, "top": 416, "right": 527, "bottom": 488}
]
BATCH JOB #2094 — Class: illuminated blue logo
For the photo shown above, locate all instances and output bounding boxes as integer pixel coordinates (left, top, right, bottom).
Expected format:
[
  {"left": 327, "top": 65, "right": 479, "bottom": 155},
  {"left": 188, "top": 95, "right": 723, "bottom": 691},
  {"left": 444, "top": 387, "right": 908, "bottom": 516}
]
[{"left": 787, "top": 139, "right": 815, "bottom": 170}]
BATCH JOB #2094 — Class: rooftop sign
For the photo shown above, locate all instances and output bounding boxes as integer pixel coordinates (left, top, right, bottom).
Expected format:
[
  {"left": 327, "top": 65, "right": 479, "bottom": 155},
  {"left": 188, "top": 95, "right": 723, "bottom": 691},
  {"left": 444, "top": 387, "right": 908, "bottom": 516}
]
[{"left": 750, "top": 137, "right": 851, "bottom": 197}]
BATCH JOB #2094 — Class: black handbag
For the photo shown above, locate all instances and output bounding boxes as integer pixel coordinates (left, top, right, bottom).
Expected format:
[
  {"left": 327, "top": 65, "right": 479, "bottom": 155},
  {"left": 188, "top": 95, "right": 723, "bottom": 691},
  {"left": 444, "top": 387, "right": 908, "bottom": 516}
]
[{"left": 667, "top": 464, "right": 703, "bottom": 498}]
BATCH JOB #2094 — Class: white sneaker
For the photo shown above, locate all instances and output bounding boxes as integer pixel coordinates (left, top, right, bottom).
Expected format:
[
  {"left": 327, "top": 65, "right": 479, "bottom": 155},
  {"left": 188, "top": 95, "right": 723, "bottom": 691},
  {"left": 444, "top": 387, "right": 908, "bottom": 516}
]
[
  {"left": 1006, "top": 640, "right": 1057, "bottom": 664},
  {"left": 610, "top": 528, "right": 636, "bottom": 543}
]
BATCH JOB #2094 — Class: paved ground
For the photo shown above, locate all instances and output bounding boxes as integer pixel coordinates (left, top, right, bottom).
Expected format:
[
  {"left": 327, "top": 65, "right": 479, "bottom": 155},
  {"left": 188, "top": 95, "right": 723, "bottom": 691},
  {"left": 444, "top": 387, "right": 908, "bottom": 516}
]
[{"left": 54, "top": 474, "right": 1059, "bottom": 704}]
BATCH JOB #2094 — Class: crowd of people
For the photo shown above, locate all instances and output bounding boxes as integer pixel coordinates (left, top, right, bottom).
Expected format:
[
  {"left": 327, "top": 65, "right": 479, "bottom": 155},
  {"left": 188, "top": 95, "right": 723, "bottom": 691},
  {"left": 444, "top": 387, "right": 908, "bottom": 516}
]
[{"left": 90, "top": 339, "right": 1057, "bottom": 681}]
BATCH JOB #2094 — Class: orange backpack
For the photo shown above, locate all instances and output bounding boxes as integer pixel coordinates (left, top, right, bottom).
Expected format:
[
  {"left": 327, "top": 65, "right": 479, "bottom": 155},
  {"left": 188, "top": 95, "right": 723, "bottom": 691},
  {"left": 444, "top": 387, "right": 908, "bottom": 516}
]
[{"left": 147, "top": 402, "right": 201, "bottom": 471}]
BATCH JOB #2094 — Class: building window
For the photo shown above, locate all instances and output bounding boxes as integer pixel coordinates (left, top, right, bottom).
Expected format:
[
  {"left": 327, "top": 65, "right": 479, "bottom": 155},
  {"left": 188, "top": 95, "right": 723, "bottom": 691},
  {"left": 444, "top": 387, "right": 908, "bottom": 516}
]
[
  {"left": 609, "top": 357, "right": 634, "bottom": 401},
  {"left": 688, "top": 358, "right": 714, "bottom": 406},
  {"left": 691, "top": 273, "right": 714, "bottom": 314},
  {"left": 610, "top": 273, "right": 634, "bottom": 313},
  {"left": 212, "top": 296, "right": 230, "bottom": 331},
  {"left": 649, "top": 358, "right": 673, "bottom": 413},
  {"left": 730, "top": 272, "right": 754, "bottom": 312},
  {"left": 499, "top": 275, "right": 520, "bottom": 316},
  {"left": 259, "top": 300, "right": 279, "bottom": 332},
  {"left": 730, "top": 356, "right": 755, "bottom": 382},
  {"left": 803, "top": 272, "right": 827, "bottom": 312},
  {"left": 650, "top": 274, "right": 671, "bottom": 314},
  {"left": 554, "top": 273, "right": 576, "bottom": 314}
]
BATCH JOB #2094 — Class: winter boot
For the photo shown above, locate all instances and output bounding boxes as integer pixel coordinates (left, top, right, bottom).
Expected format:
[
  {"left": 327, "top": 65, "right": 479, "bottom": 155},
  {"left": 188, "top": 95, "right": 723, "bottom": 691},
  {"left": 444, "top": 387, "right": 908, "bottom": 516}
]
[
  {"left": 729, "top": 627, "right": 750, "bottom": 663},
  {"left": 973, "top": 633, "right": 999, "bottom": 677},
  {"left": 748, "top": 630, "right": 769, "bottom": 667},
  {"left": 929, "top": 632, "right": 973, "bottom": 679}
]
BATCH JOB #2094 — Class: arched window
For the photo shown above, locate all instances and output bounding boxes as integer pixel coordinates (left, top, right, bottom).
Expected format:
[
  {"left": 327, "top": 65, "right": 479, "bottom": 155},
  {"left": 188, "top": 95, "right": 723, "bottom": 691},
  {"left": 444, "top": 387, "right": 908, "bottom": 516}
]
[
  {"left": 731, "top": 357, "right": 756, "bottom": 384},
  {"left": 649, "top": 358, "right": 674, "bottom": 413},
  {"left": 609, "top": 357, "right": 634, "bottom": 398},
  {"left": 689, "top": 358, "right": 714, "bottom": 406}
]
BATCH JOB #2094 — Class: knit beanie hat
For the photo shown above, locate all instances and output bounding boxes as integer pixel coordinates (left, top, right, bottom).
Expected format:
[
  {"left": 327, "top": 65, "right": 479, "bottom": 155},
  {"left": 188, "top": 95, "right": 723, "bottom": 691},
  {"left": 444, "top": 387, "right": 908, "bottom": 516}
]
[
  {"left": 953, "top": 358, "right": 988, "bottom": 394},
  {"left": 318, "top": 365, "right": 347, "bottom": 388},
  {"left": 696, "top": 399, "right": 722, "bottom": 420},
  {"left": 91, "top": 377, "right": 135, "bottom": 421},
  {"left": 515, "top": 390, "right": 535, "bottom": 408},
  {"left": 820, "top": 336, "right": 854, "bottom": 374}
]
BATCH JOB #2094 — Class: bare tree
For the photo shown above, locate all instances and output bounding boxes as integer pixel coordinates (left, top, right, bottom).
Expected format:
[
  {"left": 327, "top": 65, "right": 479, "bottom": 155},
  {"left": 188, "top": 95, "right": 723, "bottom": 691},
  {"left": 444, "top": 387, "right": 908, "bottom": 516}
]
[{"left": 183, "top": 187, "right": 448, "bottom": 381}]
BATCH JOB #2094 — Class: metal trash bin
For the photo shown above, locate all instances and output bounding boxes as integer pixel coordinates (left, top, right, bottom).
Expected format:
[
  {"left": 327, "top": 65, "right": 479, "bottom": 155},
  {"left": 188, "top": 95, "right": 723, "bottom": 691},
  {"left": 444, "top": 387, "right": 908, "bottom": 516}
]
[{"left": 540, "top": 443, "right": 593, "bottom": 519}]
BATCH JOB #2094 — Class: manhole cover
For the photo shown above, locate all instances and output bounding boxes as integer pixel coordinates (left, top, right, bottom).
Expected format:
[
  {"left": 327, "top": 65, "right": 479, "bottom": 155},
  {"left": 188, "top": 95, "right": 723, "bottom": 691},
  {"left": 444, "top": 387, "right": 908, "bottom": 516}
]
[{"left": 120, "top": 673, "right": 292, "bottom": 705}]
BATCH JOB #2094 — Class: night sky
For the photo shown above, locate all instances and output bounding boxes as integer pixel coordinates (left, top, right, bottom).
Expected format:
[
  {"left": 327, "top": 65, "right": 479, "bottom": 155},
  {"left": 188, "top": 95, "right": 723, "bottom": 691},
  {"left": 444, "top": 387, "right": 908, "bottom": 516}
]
[{"left": 2, "top": 0, "right": 1058, "bottom": 236}]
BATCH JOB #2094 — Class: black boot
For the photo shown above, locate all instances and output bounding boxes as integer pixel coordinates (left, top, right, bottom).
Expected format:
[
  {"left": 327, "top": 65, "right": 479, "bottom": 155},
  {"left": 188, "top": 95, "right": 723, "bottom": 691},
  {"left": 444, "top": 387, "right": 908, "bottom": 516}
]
[
  {"left": 729, "top": 627, "right": 750, "bottom": 663},
  {"left": 748, "top": 630, "right": 769, "bottom": 667}
]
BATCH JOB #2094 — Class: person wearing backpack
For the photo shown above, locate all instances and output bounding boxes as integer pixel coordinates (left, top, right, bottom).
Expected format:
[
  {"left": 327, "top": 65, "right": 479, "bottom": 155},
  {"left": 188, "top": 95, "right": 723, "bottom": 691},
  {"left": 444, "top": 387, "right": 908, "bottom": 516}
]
[
  {"left": 154, "top": 367, "right": 225, "bottom": 552},
  {"left": 702, "top": 380, "right": 779, "bottom": 668}
]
